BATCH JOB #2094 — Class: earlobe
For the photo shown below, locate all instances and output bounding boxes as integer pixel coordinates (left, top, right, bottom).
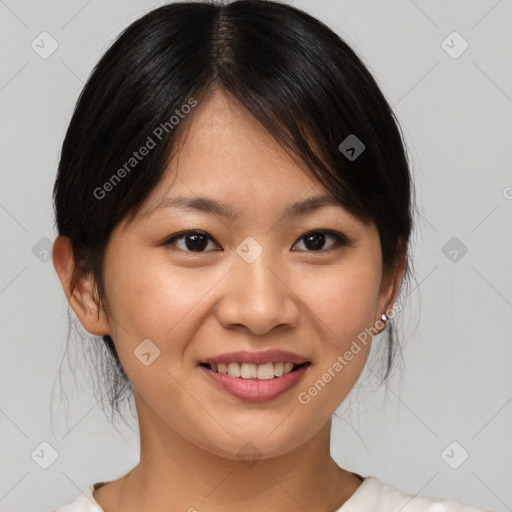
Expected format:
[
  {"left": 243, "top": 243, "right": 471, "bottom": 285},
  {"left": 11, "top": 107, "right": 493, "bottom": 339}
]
[
  {"left": 52, "top": 235, "right": 111, "bottom": 336},
  {"left": 378, "top": 252, "right": 407, "bottom": 323}
]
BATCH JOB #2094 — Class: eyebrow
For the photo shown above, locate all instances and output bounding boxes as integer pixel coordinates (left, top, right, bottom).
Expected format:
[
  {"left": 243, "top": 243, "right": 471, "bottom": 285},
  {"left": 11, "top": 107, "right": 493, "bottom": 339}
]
[{"left": 139, "top": 193, "right": 344, "bottom": 221}]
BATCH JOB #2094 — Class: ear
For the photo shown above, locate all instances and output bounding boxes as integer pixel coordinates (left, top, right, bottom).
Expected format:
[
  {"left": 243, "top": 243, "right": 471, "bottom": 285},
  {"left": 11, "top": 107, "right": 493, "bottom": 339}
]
[
  {"left": 52, "top": 235, "right": 111, "bottom": 336},
  {"left": 376, "top": 250, "right": 407, "bottom": 324}
]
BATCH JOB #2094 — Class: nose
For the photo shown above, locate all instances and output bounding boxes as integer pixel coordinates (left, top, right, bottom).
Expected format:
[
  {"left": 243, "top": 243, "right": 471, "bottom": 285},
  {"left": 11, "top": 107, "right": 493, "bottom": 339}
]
[{"left": 215, "top": 247, "right": 300, "bottom": 336}]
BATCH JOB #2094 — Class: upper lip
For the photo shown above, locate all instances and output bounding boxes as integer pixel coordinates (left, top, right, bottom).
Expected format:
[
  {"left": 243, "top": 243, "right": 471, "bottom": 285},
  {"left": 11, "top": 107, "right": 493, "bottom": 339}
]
[{"left": 200, "top": 350, "right": 311, "bottom": 366}]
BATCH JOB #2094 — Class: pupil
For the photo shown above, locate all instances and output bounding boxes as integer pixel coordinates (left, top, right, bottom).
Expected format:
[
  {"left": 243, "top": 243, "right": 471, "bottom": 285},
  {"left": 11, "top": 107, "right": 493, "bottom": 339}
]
[
  {"left": 186, "top": 233, "right": 207, "bottom": 251},
  {"left": 305, "top": 232, "right": 325, "bottom": 250}
]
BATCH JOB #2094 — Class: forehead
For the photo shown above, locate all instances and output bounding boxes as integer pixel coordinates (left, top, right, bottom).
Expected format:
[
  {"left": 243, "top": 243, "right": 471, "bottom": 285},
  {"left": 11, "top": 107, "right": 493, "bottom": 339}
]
[
  {"left": 175, "top": 90, "right": 314, "bottom": 181},
  {"left": 138, "top": 90, "right": 329, "bottom": 217}
]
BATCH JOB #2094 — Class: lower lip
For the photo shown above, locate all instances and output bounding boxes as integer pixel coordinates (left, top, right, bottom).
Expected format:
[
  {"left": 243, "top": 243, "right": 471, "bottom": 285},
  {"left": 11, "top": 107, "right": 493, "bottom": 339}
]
[{"left": 199, "top": 364, "right": 310, "bottom": 402}]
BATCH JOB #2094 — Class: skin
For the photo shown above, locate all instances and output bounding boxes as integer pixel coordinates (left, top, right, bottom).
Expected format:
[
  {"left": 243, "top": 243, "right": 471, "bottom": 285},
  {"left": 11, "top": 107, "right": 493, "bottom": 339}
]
[{"left": 53, "top": 88, "right": 406, "bottom": 512}]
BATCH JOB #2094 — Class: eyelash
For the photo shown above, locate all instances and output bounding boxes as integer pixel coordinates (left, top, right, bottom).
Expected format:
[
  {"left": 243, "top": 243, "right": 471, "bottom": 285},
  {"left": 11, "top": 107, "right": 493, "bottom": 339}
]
[{"left": 163, "top": 229, "right": 352, "bottom": 254}]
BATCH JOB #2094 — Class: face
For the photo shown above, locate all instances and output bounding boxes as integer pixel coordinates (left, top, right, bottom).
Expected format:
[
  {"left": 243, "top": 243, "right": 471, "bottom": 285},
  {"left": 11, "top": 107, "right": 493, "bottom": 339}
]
[{"left": 60, "top": 89, "right": 401, "bottom": 461}]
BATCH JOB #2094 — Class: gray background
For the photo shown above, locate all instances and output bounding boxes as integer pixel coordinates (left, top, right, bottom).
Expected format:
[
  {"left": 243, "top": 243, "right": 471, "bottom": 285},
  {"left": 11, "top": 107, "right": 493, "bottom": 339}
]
[{"left": 1, "top": 0, "right": 511, "bottom": 511}]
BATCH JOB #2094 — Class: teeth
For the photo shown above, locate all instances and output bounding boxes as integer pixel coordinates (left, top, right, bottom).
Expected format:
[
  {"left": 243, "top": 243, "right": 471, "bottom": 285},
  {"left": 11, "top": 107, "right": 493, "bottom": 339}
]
[
  {"left": 274, "top": 362, "right": 284, "bottom": 377},
  {"left": 210, "top": 361, "right": 298, "bottom": 379},
  {"left": 257, "top": 362, "right": 274, "bottom": 380},
  {"left": 240, "top": 362, "right": 256, "bottom": 379},
  {"left": 228, "top": 363, "right": 242, "bottom": 378}
]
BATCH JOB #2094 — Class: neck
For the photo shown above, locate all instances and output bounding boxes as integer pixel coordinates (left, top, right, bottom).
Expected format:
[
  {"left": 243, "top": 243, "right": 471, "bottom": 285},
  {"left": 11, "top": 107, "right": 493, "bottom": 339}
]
[{"left": 111, "top": 395, "right": 362, "bottom": 512}]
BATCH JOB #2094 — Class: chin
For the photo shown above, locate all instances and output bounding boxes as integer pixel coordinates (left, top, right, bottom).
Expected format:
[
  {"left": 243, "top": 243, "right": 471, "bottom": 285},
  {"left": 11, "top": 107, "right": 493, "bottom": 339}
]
[{"left": 190, "top": 425, "right": 311, "bottom": 463}]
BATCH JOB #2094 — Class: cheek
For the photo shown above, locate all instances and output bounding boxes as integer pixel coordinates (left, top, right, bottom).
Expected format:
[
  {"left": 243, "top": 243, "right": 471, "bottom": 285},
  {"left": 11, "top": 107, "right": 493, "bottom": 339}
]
[
  {"left": 102, "top": 252, "right": 214, "bottom": 396},
  {"left": 296, "top": 260, "right": 382, "bottom": 343},
  {"left": 105, "top": 251, "right": 172, "bottom": 326},
  {"left": 104, "top": 249, "right": 224, "bottom": 352},
  {"left": 291, "top": 262, "right": 381, "bottom": 415}
]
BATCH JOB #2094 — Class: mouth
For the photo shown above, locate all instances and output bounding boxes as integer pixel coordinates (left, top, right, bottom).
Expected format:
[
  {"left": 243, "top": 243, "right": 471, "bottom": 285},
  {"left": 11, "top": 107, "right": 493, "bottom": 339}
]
[
  {"left": 198, "top": 361, "right": 311, "bottom": 380},
  {"left": 198, "top": 360, "right": 312, "bottom": 402}
]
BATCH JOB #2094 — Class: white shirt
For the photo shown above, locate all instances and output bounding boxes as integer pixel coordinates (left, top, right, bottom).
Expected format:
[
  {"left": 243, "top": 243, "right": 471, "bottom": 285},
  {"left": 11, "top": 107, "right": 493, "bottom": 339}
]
[{"left": 52, "top": 475, "right": 491, "bottom": 511}]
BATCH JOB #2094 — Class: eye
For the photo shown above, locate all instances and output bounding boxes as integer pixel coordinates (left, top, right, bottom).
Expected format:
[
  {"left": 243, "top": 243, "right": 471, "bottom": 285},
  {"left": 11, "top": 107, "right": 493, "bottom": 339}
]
[
  {"left": 163, "top": 230, "right": 220, "bottom": 252},
  {"left": 292, "top": 230, "right": 350, "bottom": 252},
  {"left": 163, "top": 229, "right": 351, "bottom": 253}
]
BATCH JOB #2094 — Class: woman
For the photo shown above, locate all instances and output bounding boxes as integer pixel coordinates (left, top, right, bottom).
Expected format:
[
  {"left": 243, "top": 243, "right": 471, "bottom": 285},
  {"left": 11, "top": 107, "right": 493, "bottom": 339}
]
[{"left": 51, "top": 1, "right": 490, "bottom": 510}]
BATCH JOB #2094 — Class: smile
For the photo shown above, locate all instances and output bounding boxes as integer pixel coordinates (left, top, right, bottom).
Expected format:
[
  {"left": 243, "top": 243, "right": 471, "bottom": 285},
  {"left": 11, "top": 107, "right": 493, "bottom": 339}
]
[
  {"left": 199, "top": 362, "right": 312, "bottom": 401},
  {"left": 200, "top": 361, "right": 307, "bottom": 380}
]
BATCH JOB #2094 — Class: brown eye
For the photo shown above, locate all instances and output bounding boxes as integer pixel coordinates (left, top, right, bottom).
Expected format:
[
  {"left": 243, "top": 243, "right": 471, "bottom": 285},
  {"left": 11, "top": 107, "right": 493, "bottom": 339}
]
[
  {"left": 292, "top": 230, "right": 349, "bottom": 252},
  {"left": 164, "top": 230, "right": 220, "bottom": 252}
]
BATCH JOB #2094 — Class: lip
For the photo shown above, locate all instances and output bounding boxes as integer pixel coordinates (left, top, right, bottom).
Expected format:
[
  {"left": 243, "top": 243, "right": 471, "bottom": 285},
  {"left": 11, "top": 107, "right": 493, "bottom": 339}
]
[
  {"left": 199, "top": 350, "right": 310, "bottom": 366},
  {"left": 199, "top": 363, "right": 311, "bottom": 402}
]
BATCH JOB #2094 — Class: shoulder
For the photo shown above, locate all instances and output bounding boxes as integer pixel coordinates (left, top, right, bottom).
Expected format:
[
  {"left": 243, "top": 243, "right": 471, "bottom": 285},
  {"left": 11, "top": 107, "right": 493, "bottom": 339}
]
[
  {"left": 52, "top": 483, "right": 105, "bottom": 512},
  {"left": 340, "top": 475, "right": 492, "bottom": 512}
]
